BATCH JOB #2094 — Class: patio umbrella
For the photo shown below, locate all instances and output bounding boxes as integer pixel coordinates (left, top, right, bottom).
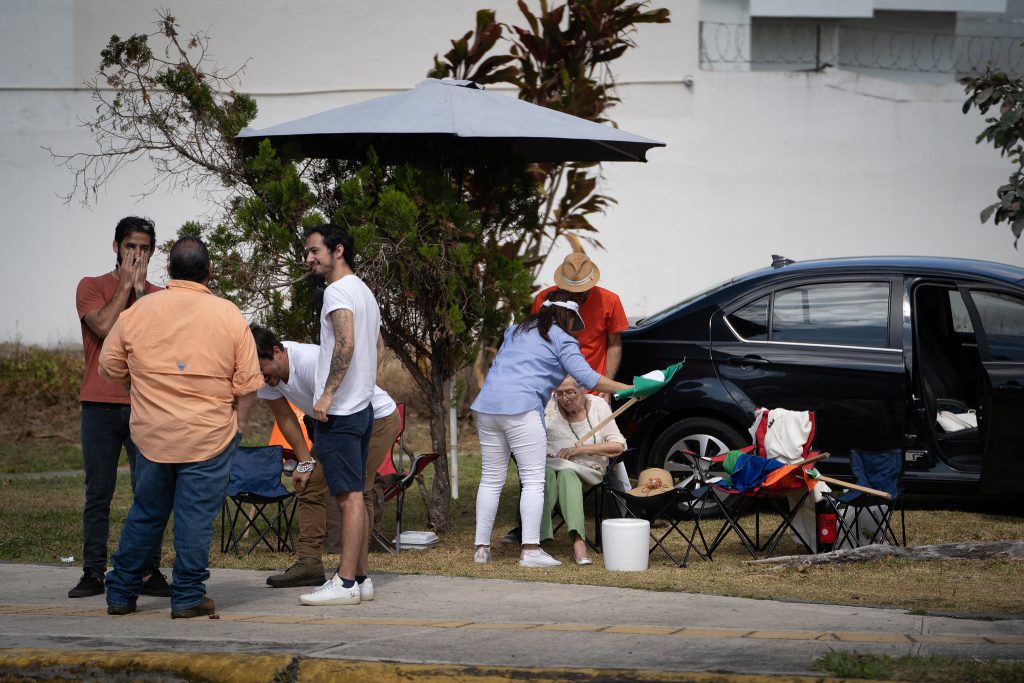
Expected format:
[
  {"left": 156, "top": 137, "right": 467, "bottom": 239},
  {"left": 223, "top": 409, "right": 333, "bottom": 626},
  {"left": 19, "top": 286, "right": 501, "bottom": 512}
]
[
  {"left": 237, "top": 79, "right": 664, "bottom": 500},
  {"left": 235, "top": 78, "right": 664, "bottom": 163}
]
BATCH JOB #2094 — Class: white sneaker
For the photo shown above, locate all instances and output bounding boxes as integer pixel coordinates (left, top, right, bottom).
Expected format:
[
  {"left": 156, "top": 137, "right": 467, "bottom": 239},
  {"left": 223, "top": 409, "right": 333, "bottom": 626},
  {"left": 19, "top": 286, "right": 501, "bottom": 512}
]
[
  {"left": 519, "top": 548, "right": 562, "bottom": 568},
  {"left": 358, "top": 577, "right": 374, "bottom": 602},
  {"left": 299, "top": 574, "right": 360, "bottom": 606},
  {"left": 474, "top": 546, "right": 492, "bottom": 564}
]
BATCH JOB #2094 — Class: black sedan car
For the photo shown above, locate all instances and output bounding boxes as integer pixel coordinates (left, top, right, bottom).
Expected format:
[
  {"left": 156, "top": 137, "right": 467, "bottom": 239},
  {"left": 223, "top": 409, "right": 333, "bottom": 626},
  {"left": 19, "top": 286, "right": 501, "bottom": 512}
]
[{"left": 615, "top": 255, "right": 1024, "bottom": 495}]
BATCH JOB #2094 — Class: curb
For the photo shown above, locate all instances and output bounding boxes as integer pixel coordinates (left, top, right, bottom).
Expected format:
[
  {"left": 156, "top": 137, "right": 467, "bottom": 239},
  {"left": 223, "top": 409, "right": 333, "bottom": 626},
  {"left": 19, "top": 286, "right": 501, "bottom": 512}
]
[{"left": 0, "top": 649, "right": 893, "bottom": 683}]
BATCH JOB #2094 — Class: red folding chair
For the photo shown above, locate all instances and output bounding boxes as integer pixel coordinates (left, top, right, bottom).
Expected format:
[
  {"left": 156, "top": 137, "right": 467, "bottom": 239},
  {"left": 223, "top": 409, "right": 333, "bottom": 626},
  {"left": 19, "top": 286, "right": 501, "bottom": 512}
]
[
  {"left": 378, "top": 402, "right": 406, "bottom": 477},
  {"left": 371, "top": 452, "right": 439, "bottom": 554},
  {"left": 707, "top": 408, "right": 828, "bottom": 559}
]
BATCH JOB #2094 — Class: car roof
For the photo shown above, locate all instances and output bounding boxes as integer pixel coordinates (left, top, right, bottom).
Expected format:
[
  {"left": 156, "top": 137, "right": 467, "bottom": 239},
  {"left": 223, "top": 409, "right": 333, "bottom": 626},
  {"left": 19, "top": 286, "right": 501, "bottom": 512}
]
[
  {"left": 735, "top": 255, "right": 1024, "bottom": 288},
  {"left": 634, "top": 255, "right": 1024, "bottom": 328}
]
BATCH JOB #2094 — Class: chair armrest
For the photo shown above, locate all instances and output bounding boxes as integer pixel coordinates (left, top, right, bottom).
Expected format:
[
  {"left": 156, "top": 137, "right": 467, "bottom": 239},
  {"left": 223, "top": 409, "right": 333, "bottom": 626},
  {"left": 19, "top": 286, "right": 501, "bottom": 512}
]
[{"left": 397, "top": 452, "right": 440, "bottom": 491}]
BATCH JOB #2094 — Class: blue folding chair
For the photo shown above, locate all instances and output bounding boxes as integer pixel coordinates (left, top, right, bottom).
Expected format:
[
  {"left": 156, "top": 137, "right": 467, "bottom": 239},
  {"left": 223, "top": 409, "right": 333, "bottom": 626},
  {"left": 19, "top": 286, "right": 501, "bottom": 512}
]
[
  {"left": 220, "top": 445, "right": 297, "bottom": 555},
  {"left": 823, "top": 448, "right": 906, "bottom": 548}
]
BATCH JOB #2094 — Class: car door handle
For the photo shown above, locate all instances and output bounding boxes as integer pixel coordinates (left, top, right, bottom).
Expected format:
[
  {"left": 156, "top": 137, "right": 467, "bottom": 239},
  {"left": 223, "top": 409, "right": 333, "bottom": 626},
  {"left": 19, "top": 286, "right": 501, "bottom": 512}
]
[{"left": 729, "top": 355, "right": 769, "bottom": 366}]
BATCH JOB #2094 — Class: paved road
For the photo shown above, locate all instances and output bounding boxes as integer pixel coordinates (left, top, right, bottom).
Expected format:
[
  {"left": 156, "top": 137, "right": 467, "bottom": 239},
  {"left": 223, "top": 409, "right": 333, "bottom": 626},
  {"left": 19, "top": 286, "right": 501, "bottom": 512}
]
[{"left": 1, "top": 563, "right": 1022, "bottom": 680}]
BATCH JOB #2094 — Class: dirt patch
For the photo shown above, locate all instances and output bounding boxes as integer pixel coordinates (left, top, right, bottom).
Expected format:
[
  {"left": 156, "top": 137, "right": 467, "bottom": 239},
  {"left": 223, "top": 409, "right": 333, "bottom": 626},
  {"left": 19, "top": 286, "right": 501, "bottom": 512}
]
[{"left": 0, "top": 343, "right": 83, "bottom": 442}]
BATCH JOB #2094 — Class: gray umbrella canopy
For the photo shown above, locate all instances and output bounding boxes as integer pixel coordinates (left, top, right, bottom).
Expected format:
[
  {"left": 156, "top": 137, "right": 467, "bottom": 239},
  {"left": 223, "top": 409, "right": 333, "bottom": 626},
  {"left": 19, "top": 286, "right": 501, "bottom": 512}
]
[{"left": 235, "top": 79, "right": 664, "bottom": 163}]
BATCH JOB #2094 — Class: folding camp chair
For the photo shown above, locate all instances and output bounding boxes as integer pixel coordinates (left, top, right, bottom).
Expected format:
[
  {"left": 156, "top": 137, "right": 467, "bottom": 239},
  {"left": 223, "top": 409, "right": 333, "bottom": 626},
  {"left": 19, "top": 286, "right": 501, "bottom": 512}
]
[
  {"left": 604, "top": 450, "right": 717, "bottom": 567},
  {"left": 267, "top": 400, "right": 313, "bottom": 475},
  {"left": 387, "top": 403, "right": 408, "bottom": 472},
  {"left": 707, "top": 408, "right": 827, "bottom": 559},
  {"left": 371, "top": 451, "right": 440, "bottom": 554},
  {"left": 823, "top": 448, "right": 906, "bottom": 548},
  {"left": 551, "top": 450, "right": 631, "bottom": 552},
  {"left": 220, "top": 445, "right": 297, "bottom": 555}
]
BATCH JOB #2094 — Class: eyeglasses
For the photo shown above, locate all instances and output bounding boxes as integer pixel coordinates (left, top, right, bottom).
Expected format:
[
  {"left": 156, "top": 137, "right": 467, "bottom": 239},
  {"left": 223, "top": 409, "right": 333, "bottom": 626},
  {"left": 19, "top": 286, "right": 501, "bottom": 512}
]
[{"left": 554, "top": 389, "right": 580, "bottom": 398}]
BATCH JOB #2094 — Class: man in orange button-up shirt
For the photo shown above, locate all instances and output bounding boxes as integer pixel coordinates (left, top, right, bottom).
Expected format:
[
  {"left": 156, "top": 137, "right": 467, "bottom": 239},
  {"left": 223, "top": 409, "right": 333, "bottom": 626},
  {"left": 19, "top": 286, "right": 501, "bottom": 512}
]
[{"left": 99, "top": 236, "right": 263, "bottom": 619}]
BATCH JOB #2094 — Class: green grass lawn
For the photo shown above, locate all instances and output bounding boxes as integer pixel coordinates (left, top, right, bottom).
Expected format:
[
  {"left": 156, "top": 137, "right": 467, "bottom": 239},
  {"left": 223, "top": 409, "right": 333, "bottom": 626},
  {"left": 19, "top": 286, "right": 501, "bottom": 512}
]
[
  {"left": 3, "top": 450, "right": 1023, "bottom": 615},
  {"left": 817, "top": 652, "right": 1024, "bottom": 682},
  {"left": 0, "top": 441, "right": 86, "bottom": 474}
]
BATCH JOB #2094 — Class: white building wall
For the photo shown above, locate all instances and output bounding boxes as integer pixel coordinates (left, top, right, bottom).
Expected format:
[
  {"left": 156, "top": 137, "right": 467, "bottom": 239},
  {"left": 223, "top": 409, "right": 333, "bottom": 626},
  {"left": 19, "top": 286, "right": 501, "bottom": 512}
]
[{"left": 0, "top": 0, "right": 1021, "bottom": 345}]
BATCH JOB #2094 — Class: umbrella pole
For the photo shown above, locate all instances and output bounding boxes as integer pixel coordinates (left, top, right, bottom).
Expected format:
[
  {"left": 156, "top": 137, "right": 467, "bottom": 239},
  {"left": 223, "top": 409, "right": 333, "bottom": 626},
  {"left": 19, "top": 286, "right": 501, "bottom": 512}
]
[
  {"left": 813, "top": 473, "right": 892, "bottom": 500},
  {"left": 574, "top": 397, "right": 638, "bottom": 447}
]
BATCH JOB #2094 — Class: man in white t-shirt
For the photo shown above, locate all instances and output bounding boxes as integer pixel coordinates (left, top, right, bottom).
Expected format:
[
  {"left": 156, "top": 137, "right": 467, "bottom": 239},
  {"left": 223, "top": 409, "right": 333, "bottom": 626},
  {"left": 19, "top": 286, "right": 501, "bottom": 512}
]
[
  {"left": 298, "top": 223, "right": 382, "bottom": 606},
  {"left": 250, "top": 325, "right": 401, "bottom": 597}
]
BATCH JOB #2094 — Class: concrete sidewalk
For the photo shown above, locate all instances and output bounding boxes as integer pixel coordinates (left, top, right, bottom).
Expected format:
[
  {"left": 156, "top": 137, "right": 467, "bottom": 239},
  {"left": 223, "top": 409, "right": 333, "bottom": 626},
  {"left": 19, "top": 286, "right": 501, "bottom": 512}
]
[{"left": 1, "top": 563, "right": 1022, "bottom": 679}]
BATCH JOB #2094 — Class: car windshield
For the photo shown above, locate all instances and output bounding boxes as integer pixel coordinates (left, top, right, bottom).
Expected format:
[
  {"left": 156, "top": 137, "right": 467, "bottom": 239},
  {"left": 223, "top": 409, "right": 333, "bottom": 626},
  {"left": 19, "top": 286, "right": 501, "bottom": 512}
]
[{"left": 635, "top": 277, "right": 737, "bottom": 327}]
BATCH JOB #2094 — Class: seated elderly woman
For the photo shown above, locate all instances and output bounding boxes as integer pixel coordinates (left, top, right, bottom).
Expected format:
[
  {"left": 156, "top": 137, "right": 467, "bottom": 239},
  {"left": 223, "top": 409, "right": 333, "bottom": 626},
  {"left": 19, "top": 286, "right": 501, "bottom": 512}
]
[{"left": 540, "top": 376, "right": 626, "bottom": 565}]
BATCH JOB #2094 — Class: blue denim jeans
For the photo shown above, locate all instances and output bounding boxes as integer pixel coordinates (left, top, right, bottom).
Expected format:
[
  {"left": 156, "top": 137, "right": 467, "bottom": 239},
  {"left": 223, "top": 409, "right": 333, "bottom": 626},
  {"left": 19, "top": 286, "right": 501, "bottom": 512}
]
[
  {"left": 106, "top": 433, "right": 240, "bottom": 611},
  {"left": 80, "top": 402, "right": 162, "bottom": 576}
]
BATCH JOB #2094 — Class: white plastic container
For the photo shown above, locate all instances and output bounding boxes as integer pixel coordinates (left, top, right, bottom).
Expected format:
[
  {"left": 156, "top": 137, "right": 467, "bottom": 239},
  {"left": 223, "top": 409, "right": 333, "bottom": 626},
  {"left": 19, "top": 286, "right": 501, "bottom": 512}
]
[{"left": 601, "top": 519, "right": 651, "bottom": 571}]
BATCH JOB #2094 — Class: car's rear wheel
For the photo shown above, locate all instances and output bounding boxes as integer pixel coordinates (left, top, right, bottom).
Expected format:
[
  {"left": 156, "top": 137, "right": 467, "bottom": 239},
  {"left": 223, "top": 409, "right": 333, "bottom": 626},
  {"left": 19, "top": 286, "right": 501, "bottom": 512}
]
[{"left": 646, "top": 417, "right": 747, "bottom": 517}]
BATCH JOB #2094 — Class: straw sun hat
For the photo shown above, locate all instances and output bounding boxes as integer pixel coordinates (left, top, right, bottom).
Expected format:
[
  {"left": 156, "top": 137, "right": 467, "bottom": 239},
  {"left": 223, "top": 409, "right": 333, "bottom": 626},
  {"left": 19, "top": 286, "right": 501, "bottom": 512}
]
[
  {"left": 629, "top": 468, "right": 675, "bottom": 497},
  {"left": 553, "top": 252, "right": 601, "bottom": 293}
]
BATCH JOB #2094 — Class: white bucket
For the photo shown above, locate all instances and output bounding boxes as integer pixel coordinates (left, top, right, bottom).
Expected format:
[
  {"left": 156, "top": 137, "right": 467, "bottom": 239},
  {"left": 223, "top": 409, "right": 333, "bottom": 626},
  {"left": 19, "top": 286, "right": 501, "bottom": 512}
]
[{"left": 601, "top": 519, "right": 651, "bottom": 571}]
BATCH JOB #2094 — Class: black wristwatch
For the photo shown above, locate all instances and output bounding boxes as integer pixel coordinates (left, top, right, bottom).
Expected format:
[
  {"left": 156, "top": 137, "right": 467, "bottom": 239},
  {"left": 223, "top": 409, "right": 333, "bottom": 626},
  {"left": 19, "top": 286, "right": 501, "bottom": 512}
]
[{"left": 295, "top": 459, "right": 317, "bottom": 474}]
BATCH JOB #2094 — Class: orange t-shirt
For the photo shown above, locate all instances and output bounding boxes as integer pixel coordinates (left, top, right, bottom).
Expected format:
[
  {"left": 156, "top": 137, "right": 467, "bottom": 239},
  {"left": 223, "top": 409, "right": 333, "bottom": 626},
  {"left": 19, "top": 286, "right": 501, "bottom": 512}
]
[
  {"left": 76, "top": 273, "right": 161, "bottom": 404},
  {"left": 99, "top": 279, "right": 263, "bottom": 462},
  {"left": 532, "top": 285, "right": 629, "bottom": 376}
]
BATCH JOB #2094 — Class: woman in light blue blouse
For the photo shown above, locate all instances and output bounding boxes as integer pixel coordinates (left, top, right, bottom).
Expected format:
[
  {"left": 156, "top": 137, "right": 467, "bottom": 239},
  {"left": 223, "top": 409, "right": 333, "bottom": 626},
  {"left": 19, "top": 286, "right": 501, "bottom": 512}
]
[{"left": 470, "top": 290, "right": 631, "bottom": 567}]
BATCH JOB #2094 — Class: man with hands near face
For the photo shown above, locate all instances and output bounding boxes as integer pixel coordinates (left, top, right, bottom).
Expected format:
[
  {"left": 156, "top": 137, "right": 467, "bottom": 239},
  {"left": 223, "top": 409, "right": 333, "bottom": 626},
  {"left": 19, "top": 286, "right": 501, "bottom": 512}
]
[{"left": 70, "top": 216, "right": 169, "bottom": 600}]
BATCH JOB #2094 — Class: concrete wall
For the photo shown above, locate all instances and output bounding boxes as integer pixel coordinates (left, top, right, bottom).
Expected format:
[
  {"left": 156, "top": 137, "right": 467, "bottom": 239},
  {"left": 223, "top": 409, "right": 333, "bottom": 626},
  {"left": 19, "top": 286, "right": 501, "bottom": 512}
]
[{"left": 0, "top": 0, "right": 1020, "bottom": 346}]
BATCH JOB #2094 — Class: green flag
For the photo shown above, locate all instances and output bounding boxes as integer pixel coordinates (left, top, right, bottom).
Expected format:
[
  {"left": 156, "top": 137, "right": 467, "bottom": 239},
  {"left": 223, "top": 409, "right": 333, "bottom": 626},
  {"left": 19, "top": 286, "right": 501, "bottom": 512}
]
[{"left": 613, "top": 361, "right": 684, "bottom": 400}]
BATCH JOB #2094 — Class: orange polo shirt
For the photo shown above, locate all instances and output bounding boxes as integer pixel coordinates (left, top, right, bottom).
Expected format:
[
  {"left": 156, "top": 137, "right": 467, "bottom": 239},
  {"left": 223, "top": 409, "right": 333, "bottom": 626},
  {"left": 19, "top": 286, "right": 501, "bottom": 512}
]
[{"left": 98, "top": 279, "right": 263, "bottom": 462}]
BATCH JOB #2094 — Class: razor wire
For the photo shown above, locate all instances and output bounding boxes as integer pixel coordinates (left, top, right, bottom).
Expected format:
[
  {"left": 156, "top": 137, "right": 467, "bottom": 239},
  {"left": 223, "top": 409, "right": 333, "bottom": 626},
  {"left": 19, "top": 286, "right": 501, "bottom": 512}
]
[{"left": 699, "top": 21, "right": 1024, "bottom": 77}]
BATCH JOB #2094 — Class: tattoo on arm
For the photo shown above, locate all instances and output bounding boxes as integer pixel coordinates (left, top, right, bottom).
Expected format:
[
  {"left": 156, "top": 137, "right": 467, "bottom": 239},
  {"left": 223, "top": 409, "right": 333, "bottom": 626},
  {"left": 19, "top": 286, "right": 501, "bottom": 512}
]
[{"left": 323, "top": 309, "right": 354, "bottom": 394}]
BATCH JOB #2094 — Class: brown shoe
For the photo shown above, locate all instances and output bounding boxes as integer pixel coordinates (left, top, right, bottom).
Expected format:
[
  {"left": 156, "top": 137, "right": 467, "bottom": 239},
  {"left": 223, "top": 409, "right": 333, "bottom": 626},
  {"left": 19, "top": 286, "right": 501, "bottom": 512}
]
[
  {"left": 107, "top": 601, "right": 136, "bottom": 615},
  {"left": 170, "top": 596, "right": 215, "bottom": 619},
  {"left": 266, "top": 557, "right": 326, "bottom": 588}
]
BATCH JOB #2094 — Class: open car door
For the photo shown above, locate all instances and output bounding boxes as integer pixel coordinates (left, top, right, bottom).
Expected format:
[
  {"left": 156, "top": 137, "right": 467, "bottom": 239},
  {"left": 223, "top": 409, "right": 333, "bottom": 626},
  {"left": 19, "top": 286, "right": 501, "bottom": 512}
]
[{"left": 964, "top": 286, "right": 1024, "bottom": 495}]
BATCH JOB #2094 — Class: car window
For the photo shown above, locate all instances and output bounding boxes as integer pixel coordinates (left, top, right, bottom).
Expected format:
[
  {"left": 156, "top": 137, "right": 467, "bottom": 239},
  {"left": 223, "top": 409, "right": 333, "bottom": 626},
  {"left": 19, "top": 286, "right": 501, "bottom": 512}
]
[
  {"left": 636, "top": 277, "right": 737, "bottom": 327},
  {"left": 772, "top": 282, "right": 889, "bottom": 347},
  {"left": 970, "top": 290, "right": 1024, "bottom": 362},
  {"left": 726, "top": 295, "right": 769, "bottom": 340}
]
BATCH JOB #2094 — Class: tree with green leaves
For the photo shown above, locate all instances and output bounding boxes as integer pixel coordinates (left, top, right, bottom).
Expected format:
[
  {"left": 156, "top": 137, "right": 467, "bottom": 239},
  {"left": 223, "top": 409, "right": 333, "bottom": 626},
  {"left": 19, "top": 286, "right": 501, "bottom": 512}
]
[
  {"left": 963, "top": 68, "right": 1024, "bottom": 247},
  {"left": 430, "top": 0, "right": 670, "bottom": 273},
  {"left": 51, "top": 12, "right": 536, "bottom": 530},
  {"left": 52, "top": 2, "right": 668, "bottom": 530}
]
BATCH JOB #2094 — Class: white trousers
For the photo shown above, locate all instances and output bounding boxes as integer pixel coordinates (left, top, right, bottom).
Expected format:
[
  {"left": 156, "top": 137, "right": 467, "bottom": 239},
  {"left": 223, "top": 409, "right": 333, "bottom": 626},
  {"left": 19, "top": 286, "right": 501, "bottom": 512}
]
[{"left": 474, "top": 410, "right": 547, "bottom": 546}]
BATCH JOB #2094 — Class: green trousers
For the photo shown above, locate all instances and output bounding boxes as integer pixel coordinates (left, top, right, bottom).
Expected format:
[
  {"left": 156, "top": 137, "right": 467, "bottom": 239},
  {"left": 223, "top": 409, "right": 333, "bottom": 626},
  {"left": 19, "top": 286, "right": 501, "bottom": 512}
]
[{"left": 540, "top": 467, "right": 586, "bottom": 542}]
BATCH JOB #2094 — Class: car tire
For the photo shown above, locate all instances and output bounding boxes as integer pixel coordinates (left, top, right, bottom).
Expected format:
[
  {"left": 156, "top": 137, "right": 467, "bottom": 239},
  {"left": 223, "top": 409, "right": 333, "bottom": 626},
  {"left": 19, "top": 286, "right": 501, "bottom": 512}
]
[{"left": 646, "top": 417, "right": 747, "bottom": 517}]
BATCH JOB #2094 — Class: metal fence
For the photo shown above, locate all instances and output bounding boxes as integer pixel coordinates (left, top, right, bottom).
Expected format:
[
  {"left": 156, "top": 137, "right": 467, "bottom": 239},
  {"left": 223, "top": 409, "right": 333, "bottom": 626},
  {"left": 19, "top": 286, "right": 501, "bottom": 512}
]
[{"left": 699, "top": 21, "right": 1024, "bottom": 77}]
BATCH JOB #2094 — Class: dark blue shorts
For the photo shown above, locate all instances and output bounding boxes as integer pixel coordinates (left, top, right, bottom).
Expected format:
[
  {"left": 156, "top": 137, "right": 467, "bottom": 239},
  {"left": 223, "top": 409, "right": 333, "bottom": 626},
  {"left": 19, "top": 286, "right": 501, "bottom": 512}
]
[{"left": 314, "top": 404, "right": 373, "bottom": 496}]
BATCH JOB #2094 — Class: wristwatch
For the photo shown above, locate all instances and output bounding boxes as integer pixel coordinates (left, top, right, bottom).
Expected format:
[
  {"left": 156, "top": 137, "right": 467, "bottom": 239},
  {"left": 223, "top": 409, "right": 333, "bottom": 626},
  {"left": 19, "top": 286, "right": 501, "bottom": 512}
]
[{"left": 295, "top": 459, "right": 317, "bottom": 474}]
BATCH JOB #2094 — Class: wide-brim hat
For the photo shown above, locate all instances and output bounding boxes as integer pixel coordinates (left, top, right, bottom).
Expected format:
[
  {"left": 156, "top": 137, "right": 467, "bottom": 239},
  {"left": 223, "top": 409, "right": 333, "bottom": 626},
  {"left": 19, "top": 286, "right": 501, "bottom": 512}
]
[
  {"left": 553, "top": 252, "right": 601, "bottom": 293},
  {"left": 629, "top": 468, "right": 675, "bottom": 497}
]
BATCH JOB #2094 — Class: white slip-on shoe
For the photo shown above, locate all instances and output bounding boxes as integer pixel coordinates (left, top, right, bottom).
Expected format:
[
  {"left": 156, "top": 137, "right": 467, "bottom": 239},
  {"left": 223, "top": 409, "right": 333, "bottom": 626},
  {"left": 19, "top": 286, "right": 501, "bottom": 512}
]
[
  {"left": 299, "top": 574, "right": 361, "bottom": 606},
  {"left": 358, "top": 577, "right": 374, "bottom": 602},
  {"left": 519, "top": 548, "right": 562, "bottom": 568},
  {"left": 474, "top": 546, "right": 492, "bottom": 564}
]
